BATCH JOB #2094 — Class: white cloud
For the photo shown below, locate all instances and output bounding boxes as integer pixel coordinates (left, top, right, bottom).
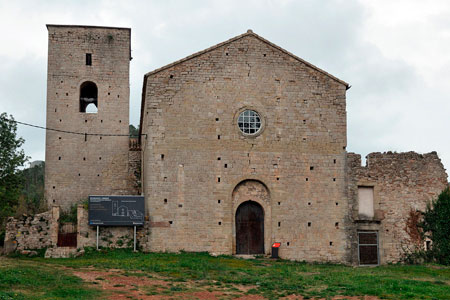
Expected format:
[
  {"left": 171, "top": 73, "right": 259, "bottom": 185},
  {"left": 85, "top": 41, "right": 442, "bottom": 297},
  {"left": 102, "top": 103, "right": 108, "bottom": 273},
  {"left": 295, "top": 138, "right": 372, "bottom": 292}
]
[{"left": 0, "top": 0, "right": 449, "bottom": 174}]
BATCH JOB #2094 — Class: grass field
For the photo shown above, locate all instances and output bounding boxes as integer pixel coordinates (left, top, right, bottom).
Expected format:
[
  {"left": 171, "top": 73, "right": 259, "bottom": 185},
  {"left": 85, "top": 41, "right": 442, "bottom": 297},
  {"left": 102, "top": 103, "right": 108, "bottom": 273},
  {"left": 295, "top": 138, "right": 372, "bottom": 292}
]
[{"left": 1, "top": 248, "right": 449, "bottom": 299}]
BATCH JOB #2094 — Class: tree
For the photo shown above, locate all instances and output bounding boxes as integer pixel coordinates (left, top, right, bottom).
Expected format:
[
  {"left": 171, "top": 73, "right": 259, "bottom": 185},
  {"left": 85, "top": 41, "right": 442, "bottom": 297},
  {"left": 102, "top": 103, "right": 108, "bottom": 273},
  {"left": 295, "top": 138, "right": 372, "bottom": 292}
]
[
  {"left": 129, "top": 124, "right": 139, "bottom": 137},
  {"left": 17, "top": 161, "right": 45, "bottom": 215},
  {"left": 420, "top": 187, "right": 450, "bottom": 265},
  {"left": 0, "top": 113, "right": 28, "bottom": 234}
]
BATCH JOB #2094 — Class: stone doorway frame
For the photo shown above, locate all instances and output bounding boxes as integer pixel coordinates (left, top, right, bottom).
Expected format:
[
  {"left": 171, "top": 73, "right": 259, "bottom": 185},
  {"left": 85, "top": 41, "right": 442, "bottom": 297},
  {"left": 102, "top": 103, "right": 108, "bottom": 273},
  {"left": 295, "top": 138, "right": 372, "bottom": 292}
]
[{"left": 231, "top": 179, "right": 272, "bottom": 255}]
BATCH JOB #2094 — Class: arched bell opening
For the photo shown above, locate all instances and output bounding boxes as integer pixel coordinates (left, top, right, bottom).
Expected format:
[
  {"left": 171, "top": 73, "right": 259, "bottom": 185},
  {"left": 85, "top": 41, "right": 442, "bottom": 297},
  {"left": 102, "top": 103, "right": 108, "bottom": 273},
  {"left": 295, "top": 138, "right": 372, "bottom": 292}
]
[{"left": 80, "top": 81, "right": 98, "bottom": 113}]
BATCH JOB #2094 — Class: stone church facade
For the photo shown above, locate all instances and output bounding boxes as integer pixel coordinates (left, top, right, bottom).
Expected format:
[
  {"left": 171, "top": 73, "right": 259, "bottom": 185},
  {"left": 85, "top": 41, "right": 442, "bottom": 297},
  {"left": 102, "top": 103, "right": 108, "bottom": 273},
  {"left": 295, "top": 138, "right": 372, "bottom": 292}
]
[{"left": 5, "top": 25, "right": 448, "bottom": 265}]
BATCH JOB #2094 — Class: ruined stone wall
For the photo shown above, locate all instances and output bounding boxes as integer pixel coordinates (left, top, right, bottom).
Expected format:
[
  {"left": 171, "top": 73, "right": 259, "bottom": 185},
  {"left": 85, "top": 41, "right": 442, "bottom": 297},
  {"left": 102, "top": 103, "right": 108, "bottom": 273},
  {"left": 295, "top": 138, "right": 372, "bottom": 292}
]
[
  {"left": 45, "top": 25, "right": 132, "bottom": 211},
  {"left": 3, "top": 206, "right": 59, "bottom": 254},
  {"left": 141, "top": 32, "right": 349, "bottom": 262},
  {"left": 128, "top": 146, "right": 142, "bottom": 195},
  {"left": 346, "top": 151, "right": 448, "bottom": 264},
  {"left": 77, "top": 205, "right": 148, "bottom": 249},
  {"left": 3, "top": 205, "right": 149, "bottom": 255}
]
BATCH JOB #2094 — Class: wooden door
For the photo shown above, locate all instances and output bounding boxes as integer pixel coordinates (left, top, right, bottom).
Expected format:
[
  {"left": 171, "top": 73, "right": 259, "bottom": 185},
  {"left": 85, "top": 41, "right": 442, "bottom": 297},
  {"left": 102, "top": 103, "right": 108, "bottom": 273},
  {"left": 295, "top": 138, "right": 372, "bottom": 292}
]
[
  {"left": 236, "top": 201, "right": 264, "bottom": 254},
  {"left": 358, "top": 231, "right": 379, "bottom": 265},
  {"left": 57, "top": 223, "right": 77, "bottom": 248}
]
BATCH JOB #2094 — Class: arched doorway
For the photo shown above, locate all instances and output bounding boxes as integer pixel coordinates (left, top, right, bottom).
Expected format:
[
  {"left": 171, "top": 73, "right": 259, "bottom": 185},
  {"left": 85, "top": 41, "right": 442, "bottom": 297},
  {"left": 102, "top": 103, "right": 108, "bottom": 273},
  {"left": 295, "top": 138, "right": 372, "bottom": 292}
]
[{"left": 235, "top": 201, "right": 264, "bottom": 254}]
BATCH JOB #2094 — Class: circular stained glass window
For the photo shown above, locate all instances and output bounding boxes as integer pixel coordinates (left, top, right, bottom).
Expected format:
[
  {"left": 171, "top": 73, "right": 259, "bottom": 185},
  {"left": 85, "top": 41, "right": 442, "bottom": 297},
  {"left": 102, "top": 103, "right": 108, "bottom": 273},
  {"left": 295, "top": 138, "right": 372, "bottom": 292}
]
[{"left": 237, "top": 110, "right": 262, "bottom": 135}]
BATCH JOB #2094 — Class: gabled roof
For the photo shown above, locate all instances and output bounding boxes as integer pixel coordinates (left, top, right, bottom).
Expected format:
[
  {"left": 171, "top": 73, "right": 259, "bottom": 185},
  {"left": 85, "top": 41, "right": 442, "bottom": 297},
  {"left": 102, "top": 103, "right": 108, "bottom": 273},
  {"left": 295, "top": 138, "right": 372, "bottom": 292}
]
[
  {"left": 144, "top": 29, "right": 348, "bottom": 86},
  {"left": 139, "top": 30, "right": 349, "bottom": 141}
]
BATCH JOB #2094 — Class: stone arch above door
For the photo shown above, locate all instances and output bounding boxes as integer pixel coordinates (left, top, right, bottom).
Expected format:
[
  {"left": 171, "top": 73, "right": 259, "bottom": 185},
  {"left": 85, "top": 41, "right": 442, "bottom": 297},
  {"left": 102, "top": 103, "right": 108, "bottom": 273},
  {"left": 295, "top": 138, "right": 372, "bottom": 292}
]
[
  {"left": 232, "top": 179, "right": 270, "bottom": 207},
  {"left": 232, "top": 179, "right": 271, "bottom": 255}
]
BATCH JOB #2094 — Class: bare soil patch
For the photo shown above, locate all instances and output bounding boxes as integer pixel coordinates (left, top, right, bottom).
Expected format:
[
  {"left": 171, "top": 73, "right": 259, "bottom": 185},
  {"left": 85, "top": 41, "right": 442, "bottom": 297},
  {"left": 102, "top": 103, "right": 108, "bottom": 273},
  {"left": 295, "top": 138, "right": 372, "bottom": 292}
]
[
  {"left": 72, "top": 268, "right": 380, "bottom": 300},
  {"left": 283, "top": 297, "right": 380, "bottom": 300}
]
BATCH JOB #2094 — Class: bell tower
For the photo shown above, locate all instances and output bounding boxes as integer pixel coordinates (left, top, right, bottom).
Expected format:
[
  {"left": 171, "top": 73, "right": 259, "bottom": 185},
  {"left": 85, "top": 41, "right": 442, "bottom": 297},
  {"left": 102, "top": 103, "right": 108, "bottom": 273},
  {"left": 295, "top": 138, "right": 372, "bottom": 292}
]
[{"left": 44, "top": 25, "right": 132, "bottom": 210}]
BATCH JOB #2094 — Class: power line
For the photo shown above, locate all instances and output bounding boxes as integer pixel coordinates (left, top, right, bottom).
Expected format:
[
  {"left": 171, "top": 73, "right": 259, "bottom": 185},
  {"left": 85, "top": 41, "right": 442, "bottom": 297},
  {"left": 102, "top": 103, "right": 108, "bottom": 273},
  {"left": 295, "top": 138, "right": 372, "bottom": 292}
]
[{"left": 4, "top": 118, "right": 145, "bottom": 137}]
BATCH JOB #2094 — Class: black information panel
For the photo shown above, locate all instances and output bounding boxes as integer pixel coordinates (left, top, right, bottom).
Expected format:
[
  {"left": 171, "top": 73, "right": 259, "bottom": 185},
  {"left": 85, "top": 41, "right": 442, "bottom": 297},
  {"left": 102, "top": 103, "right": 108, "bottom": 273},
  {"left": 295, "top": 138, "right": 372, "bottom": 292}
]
[{"left": 89, "top": 195, "right": 145, "bottom": 226}]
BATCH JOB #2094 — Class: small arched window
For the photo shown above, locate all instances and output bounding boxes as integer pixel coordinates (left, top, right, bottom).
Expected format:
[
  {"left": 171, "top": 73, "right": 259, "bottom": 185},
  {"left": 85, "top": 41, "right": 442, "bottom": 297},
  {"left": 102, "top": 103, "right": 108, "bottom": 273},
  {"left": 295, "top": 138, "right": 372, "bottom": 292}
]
[{"left": 80, "top": 81, "right": 98, "bottom": 113}]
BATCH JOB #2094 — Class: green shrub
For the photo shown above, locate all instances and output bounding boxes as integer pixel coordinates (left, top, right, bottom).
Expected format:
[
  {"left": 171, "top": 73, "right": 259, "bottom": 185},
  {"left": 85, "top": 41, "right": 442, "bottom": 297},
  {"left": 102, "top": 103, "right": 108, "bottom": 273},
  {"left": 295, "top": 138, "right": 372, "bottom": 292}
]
[
  {"left": 420, "top": 187, "right": 450, "bottom": 265},
  {"left": 59, "top": 204, "right": 77, "bottom": 224},
  {"left": 81, "top": 198, "right": 89, "bottom": 210}
]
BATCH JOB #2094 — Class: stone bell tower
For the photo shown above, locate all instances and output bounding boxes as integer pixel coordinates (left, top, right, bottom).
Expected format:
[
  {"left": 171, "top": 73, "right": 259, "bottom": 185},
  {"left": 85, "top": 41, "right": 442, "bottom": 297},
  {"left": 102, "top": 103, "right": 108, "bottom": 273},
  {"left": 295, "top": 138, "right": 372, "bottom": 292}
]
[{"left": 44, "top": 25, "right": 132, "bottom": 210}]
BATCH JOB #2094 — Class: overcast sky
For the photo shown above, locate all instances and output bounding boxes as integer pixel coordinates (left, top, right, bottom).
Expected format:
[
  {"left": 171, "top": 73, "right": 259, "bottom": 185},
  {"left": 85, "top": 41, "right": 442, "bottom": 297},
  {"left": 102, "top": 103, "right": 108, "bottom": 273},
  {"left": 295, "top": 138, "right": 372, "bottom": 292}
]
[{"left": 1, "top": 0, "right": 450, "bottom": 175}]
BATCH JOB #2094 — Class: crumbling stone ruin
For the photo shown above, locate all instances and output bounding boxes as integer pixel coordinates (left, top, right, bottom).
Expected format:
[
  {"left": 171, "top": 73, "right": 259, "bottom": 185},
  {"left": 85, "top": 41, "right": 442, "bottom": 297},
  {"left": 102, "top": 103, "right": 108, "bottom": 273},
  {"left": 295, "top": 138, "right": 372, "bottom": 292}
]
[
  {"left": 4, "top": 25, "right": 448, "bottom": 264},
  {"left": 346, "top": 151, "right": 447, "bottom": 264},
  {"left": 4, "top": 210, "right": 54, "bottom": 254}
]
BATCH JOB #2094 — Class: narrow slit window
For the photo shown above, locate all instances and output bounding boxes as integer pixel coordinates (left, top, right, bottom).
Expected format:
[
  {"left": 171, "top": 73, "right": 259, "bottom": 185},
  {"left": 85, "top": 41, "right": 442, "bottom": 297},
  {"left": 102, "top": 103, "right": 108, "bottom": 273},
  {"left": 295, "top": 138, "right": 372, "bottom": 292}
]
[{"left": 86, "top": 53, "right": 92, "bottom": 65}]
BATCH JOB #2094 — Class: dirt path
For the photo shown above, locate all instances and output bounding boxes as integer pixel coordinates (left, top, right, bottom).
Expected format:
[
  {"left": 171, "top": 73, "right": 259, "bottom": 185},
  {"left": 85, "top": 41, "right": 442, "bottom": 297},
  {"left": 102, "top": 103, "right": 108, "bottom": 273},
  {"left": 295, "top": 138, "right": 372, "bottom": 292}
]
[
  {"left": 73, "top": 269, "right": 242, "bottom": 300},
  {"left": 72, "top": 268, "right": 380, "bottom": 300}
]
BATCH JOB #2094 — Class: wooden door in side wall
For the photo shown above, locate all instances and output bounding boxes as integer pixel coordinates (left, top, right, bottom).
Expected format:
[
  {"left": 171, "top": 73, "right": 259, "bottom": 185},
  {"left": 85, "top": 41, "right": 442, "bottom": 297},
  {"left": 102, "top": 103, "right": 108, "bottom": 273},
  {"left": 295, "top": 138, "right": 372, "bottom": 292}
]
[
  {"left": 236, "top": 201, "right": 264, "bottom": 254},
  {"left": 57, "top": 223, "right": 77, "bottom": 248},
  {"left": 358, "top": 231, "right": 379, "bottom": 265}
]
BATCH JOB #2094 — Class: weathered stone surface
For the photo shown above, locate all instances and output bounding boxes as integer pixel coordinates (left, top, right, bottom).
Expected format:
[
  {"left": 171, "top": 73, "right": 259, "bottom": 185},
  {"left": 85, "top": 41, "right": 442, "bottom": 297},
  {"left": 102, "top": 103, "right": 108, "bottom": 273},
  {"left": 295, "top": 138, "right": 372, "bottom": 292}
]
[
  {"left": 20, "top": 250, "right": 38, "bottom": 257},
  {"left": 4, "top": 210, "right": 53, "bottom": 253},
  {"left": 346, "top": 151, "right": 448, "bottom": 264},
  {"left": 7, "top": 27, "right": 446, "bottom": 265},
  {"left": 44, "top": 25, "right": 138, "bottom": 211},
  {"left": 140, "top": 32, "right": 349, "bottom": 262},
  {"left": 3, "top": 240, "right": 17, "bottom": 254},
  {"left": 45, "top": 247, "right": 82, "bottom": 258},
  {"left": 77, "top": 205, "right": 147, "bottom": 249},
  {"left": 3, "top": 203, "right": 149, "bottom": 255}
]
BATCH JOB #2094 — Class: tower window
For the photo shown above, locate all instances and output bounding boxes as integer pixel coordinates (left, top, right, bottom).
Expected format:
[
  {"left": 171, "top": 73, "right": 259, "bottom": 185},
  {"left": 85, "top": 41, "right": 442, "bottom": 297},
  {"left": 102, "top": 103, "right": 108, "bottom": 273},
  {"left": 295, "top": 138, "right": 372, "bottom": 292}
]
[
  {"left": 80, "top": 81, "right": 98, "bottom": 113},
  {"left": 86, "top": 53, "right": 92, "bottom": 66}
]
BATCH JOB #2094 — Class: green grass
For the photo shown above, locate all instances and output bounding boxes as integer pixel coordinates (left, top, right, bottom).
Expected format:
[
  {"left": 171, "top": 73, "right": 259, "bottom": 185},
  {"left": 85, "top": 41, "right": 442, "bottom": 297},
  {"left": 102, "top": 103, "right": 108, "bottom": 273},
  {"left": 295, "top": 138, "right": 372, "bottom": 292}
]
[
  {"left": 0, "top": 262, "right": 101, "bottom": 300},
  {"left": 4, "top": 249, "right": 450, "bottom": 299}
]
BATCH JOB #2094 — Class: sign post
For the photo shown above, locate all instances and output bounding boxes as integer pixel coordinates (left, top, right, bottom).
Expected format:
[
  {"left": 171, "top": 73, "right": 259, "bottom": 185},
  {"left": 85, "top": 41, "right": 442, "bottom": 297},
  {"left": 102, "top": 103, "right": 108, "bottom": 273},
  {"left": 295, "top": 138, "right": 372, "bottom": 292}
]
[
  {"left": 89, "top": 195, "right": 145, "bottom": 226},
  {"left": 88, "top": 195, "right": 145, "bottom": 251},
  {"left": 96, "top": 225, "right": 99, "bottom": 251},
  {"left": 133, "top": 226, "right": 137, "bottom": 252}
]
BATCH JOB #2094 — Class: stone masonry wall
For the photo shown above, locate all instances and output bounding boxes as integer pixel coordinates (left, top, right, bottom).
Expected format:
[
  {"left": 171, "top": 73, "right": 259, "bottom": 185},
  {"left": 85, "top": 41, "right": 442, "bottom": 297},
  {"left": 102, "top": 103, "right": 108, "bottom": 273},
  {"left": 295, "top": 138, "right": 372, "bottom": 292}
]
[
  {"left": 77, "top": 205, "right": 148, "bottom": 249},
  {"left": 45, "top": 25, "right": 132, "bottom": 211},
  {"left": 141, "top": 31, "right": 350, "bottom": 262},
  {"left": 347, "top": 151, "right": 448, "bottom": 264},
  {"left": 128, "top": 147, "right": 142, "bottom": 194},
  {"left": 3, "top": 205, "right": 148, "bottom": 255},
  {"left": 3, "top": 206, "right": 59, "bottom": 254}
]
